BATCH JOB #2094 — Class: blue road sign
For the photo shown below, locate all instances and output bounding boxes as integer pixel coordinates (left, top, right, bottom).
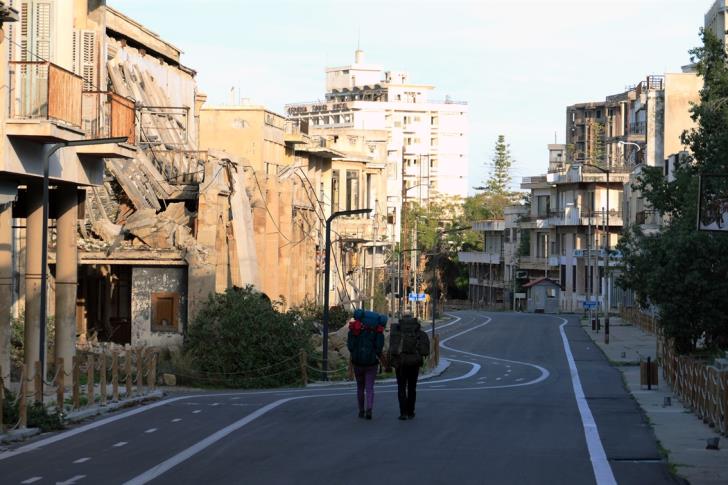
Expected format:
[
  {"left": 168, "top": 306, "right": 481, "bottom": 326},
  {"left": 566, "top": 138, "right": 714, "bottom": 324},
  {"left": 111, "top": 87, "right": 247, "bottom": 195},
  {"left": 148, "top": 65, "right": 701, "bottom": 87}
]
[
  {"left": 583, "top": 301, "right": 599, "bottom": 310},
  {"left": 409, "top": 293, "right": 427, "bottom": 302}
]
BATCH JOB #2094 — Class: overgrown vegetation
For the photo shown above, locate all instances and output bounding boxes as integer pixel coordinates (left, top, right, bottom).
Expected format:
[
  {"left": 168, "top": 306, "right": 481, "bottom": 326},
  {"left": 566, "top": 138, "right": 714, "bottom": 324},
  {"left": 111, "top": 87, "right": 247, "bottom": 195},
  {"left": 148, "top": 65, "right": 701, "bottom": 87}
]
[
  {"left": 617, "top": 29, "right": 728, "bottom": 353},
  {"left": 179, "top": 287, "right": 314, "bottom": 388},
  {"left": 2, "top": 388, "right": 64, "bottom": 432}
]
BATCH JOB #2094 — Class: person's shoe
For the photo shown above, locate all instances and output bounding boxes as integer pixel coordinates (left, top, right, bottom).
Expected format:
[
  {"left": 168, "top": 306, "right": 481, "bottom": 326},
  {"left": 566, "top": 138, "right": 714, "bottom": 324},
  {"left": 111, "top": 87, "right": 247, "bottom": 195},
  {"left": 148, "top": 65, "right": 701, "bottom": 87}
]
[
  {"left": 365, "top": 409, "right": 372, "bottom": 420},
  {"left": 407, "top": 412, "right": 416, "bottom": 420},
  {"left": 358, "top": 410, "right": 365, "bottom": 419},
  {"left": 398, "top": 415, "right": 408, "bottom": 420}
]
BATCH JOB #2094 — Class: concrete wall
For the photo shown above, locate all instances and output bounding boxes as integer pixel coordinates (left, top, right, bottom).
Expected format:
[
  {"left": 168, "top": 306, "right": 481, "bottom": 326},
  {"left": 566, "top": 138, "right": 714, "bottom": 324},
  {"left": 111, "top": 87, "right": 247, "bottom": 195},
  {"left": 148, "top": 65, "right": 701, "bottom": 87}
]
[
  {"left": 664, "top": 73, "right": 701, "bottom": 158},
  {"left": 131, "top": 266, "right": 187, "bottom": 348}
]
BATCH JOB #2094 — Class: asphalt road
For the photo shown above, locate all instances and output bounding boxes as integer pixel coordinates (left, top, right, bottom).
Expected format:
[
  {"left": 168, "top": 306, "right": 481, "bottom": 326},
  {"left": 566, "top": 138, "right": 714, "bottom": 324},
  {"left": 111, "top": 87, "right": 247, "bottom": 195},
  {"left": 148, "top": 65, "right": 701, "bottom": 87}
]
[{"left": 0, "top": 311, "right": 682, "bottom": 485}]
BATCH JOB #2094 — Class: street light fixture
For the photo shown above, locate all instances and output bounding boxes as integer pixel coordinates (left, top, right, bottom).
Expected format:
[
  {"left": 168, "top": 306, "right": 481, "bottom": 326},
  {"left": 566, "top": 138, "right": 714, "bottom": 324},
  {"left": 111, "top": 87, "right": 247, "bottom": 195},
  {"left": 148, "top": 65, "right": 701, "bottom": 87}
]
[
  {"left": 39, "top": 137, "right": 128, "bottom": 391},
  {"left": 321, "top": 208, "right": 372, "bottom": 380},
  {"left": 618, "top": 141, "right": 642, "bottom": 165},
  {"left": 431, "top": 225, "right": 471, "bottom": 336}
]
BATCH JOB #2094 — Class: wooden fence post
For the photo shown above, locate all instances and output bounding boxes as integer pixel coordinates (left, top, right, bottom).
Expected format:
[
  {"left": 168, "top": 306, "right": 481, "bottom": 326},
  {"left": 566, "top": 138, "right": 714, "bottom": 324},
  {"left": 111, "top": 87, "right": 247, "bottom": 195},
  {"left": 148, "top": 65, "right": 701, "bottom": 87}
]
[
  {"left": 34, "top": 361, "right": 42, "bottom": 404},
  {"left": 86, "top": 354, "right": 94, "bottom": 407},
  {"left": 72, "top": 356, "right": 80, "bottom": 409},
  {"left": 0, "top": 365, "right": 4, "bottom": 431},
  {"left": 125, "top": 350, "right": 132, "bottom": 398},
  {"left": 136, "top": 347, "right": 144, "bottom": 395},
  {"left": 18, "top": 364, "right": 27, "bottom": 428},
  {"left": 99, "top": 354, "right": 107, "bottom": 406},
  {"left": 300, "top": 350, "right": 308, "bottom": 386},
  {"left": 147, "top": 351, "right": 157, "bottom": 390},
  {"left": 56, "top": 357, "right": 65, "bottom": 411},
  {"left": 112, "top": 351, "right": 119, "bottom": 402}
]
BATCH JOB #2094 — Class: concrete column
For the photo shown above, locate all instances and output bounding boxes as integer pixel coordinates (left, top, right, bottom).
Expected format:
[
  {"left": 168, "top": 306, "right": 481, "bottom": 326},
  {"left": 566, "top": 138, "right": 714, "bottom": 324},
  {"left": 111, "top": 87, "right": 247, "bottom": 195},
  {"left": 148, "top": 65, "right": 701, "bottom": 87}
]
[
  {"left": 54, "top": 186, "right": 77, "bottom": 375},
  {"left": 24, "top": 181, "right": 43, "bottom": 377},
  {"left": 0, "top": 203, "right": 13, "bottom": 374},
  {"left": 264, "top": 179, "right": 280, "bottom": 299}
]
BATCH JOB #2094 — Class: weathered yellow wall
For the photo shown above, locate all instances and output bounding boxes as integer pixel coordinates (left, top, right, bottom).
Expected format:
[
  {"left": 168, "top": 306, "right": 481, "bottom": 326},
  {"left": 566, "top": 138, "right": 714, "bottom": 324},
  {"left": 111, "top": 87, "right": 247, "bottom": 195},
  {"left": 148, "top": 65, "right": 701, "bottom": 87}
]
[{"left": 664, "top": 73, "right": 702, "bottom": 158}]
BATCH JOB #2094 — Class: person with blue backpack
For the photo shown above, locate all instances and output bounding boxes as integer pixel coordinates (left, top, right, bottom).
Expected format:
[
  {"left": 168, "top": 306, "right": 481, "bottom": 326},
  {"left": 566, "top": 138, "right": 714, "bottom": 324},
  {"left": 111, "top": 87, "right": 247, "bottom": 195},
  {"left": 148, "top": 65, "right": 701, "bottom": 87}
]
[{"left": 347, "top": 308, "right": 386, "bottom": 420}]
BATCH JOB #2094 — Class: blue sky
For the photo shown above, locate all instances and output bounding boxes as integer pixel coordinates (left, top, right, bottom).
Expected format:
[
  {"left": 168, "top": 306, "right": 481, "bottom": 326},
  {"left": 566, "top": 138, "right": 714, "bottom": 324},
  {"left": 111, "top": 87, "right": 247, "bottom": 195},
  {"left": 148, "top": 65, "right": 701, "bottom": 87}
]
[{"left": 110, "top": 0, "right": 711, "bottom": 192}]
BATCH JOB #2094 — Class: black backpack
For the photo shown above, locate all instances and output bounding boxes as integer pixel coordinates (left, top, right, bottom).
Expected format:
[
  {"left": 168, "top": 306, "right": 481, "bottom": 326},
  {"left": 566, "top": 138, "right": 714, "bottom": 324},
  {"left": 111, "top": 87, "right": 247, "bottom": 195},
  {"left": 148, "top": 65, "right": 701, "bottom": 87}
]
[{"left": 389, "top": 316, "right": 429, "bottom": 367}]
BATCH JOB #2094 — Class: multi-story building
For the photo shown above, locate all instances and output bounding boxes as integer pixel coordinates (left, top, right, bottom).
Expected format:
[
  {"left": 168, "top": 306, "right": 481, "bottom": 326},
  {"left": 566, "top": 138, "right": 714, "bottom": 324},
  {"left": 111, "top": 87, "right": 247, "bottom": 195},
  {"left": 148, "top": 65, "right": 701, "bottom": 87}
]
[
  {"left": 285, "top": 50, "right": 469, "bottom": 242},
  {"left": 705, "top": 0, "right": 728, "bottom": 50}
]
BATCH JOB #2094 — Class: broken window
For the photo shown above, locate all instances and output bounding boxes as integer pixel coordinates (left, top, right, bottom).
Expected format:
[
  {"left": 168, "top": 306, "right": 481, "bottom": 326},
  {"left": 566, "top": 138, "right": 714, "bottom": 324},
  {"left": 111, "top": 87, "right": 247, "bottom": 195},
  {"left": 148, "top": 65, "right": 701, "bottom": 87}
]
[
  {"left": 346, "top": 170, "right": 359, "bottom": 211},
  {"left": 331, "top": 171, "right": 340, "bottom": 212},
  {"left": 151, "top": 292, "right": 180, "bottom": 333}
]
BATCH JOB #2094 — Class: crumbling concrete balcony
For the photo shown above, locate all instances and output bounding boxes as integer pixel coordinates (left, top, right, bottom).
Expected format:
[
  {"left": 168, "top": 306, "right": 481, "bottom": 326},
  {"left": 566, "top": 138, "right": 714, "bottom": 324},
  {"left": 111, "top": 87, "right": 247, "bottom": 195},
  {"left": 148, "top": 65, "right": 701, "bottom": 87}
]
[{"left": 6, "top": 61, "right": 136, "bottom": 152}]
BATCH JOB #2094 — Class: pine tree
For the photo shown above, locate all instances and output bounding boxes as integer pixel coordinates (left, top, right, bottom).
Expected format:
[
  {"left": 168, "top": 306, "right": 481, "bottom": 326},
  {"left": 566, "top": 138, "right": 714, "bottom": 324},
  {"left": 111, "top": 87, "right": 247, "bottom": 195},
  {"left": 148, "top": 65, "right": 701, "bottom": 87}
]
[{"left": 482, "top": 135, "right": 513, "bottom": 195}]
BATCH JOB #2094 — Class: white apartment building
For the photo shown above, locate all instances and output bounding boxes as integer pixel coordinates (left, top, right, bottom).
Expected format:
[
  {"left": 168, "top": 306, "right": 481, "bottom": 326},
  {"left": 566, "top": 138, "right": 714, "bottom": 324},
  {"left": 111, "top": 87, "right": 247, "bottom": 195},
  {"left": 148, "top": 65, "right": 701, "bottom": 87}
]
[{"left": 286, "top": 50, "right": 469, "bottom": 241}]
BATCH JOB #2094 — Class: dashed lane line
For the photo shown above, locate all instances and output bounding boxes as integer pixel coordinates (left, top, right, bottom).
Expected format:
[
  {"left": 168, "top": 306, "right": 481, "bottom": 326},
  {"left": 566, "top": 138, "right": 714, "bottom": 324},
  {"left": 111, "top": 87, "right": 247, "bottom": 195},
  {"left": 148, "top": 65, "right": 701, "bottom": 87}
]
[
  {"left": 73, "top": 457, "right": 91, "bottom": 464},
  {"left": 144, "top": 428, "right": 157, "bottom": 434},
  {"left": 113, "top": 442, "right": 128, "bottom": 448},
  {"left": 21, "top": 477, "right": 42, "bottom": 484}
]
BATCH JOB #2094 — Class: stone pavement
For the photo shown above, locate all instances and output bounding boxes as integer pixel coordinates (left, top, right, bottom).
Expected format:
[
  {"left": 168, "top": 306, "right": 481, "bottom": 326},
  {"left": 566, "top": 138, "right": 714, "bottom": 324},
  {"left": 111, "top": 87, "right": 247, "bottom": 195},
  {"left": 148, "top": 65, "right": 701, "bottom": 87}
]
[{"left": 581, "top": 316, "right": 728, "bottom": 485}]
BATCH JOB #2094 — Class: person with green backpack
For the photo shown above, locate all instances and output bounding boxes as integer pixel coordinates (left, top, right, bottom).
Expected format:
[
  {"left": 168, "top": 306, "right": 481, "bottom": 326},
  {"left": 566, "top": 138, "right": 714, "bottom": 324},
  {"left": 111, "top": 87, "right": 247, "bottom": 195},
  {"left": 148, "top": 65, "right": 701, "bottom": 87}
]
[
  {"left": 387, "top": 314, "right": 430, "bottom": 420},
  {"left": 347, "top": 309, "right": 386, "bottom": 420}
]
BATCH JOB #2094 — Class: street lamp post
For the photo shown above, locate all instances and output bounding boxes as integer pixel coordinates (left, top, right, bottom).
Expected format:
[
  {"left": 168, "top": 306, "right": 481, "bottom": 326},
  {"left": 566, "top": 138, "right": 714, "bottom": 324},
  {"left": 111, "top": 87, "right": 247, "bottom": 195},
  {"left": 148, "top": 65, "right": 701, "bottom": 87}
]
[
  {"left": 577, "top": 161, "right": 611, "bottom": 344},
  {"left": 431, "top": 225, "right": 471, "bottom": 336},
  {"left": 38, "top": 137, "right": 128, "bottom": 395},
  {"left": 322, "top": 208, "right": 372, "bottom": 380}
]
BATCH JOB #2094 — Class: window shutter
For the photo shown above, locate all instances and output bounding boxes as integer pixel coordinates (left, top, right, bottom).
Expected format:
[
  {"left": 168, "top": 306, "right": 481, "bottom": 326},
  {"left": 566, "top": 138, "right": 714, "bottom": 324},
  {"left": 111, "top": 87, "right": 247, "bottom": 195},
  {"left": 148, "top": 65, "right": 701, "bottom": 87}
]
[
  {"left": 81, "top": 30, "right": 96, "bottom": 90},
  {"left": 34, "top": 1, "right": 51, "bottom": 61},
  {"left": 72, "top": 29, "right": 78, "bottom": 74},
  {"left": 19, "top": 1, "right": 29, "bottom": 60}
]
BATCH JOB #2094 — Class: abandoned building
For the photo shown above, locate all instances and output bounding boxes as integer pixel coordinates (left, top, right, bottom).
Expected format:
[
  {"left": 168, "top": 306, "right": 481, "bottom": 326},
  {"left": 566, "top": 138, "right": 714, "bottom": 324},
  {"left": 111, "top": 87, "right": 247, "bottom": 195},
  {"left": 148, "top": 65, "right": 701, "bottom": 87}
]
[{"left": 0, "top": 0, "right": 393, "bottom": 388}]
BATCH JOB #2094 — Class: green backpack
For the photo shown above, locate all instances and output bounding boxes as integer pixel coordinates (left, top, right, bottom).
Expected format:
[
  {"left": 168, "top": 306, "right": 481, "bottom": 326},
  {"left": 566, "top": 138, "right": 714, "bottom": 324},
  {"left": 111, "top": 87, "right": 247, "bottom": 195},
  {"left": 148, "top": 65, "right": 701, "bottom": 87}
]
[{"left": 389, "top": 316, "right": 430, "bottom": 367}]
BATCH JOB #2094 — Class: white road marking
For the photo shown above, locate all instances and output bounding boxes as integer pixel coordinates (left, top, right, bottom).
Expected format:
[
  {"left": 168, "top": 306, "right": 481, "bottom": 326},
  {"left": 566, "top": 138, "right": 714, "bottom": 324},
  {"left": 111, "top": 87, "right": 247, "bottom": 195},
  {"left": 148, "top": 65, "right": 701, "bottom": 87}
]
[
  {"left": 496, "top": 377, "right": 502, "bottom": 381},
  {"left": 73, "top": 457, "right": 90, "bottom": 464},
  {"left": 559, "top": 319, "right": 617, "bottom": 485},
  {"left": 192, "top": 410, "right": 201, "bottom": 414},
  {"left": 21, "top": 477, "right": 42, "bottom": 484},
  {"left": 209, "top": 403, "right": 220, "bottom": 407},
  {"left": 56, "top": 475, "right": 86, "bottom": 485},
  {"left": 516, "top": 378, "right": 524, "bottom": 382},
  {"left": 112, "top": 442, "right": 127, "bottom": 448},
  {"left": 229, "top": 397, "right": 241, "bottom": 401},
  {"left": 171, "top": 418, "right": 182, "bottom": 423},
  {"left": 144, "top": 428, "right": 157, "bottom": 434}
]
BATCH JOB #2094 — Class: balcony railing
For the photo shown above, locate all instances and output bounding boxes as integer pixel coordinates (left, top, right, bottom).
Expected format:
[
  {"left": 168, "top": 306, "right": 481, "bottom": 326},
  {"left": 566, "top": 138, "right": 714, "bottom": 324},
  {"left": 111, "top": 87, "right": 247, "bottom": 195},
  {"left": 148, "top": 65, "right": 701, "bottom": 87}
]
[
  {"left": 285, "top": 119, "right": 309, "bottom": 135},
  {"left": 149, "top": 150, "right": 207, "bottom": 185},
  {"left": 629, "top": 121, "right": 646, "bottom": 135},
  {"left": 82, "top": 91, "right": 136, "bottom": 144},
  {"left": 9, "top": 61, "right": 83, "bottom": 128},
  {"left": 635, "top": 209, "right": 660, "bottom": 226}
]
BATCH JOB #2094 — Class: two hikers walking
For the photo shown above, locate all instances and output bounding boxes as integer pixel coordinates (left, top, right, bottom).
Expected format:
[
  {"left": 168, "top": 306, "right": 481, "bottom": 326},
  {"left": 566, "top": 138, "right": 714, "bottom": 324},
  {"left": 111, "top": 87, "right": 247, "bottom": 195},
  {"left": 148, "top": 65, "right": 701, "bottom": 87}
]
[{"left": 347, "top": 310, "right": 430, "bottom": 420}]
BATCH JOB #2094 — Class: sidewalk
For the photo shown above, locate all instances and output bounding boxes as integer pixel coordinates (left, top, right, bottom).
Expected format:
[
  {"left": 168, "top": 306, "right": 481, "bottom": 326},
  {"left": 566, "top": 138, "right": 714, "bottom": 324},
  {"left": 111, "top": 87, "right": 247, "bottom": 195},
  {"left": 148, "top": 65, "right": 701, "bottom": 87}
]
[{"left": 581, "top": 316, "right": 728, "bottom": 485}]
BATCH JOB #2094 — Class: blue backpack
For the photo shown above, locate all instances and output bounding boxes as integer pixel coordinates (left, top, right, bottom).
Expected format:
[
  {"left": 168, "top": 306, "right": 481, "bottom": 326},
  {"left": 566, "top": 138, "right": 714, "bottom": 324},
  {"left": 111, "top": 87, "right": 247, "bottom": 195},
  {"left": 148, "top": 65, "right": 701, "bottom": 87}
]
[{"left": 348, "top": 310, "right": 387, "bottom": 366}]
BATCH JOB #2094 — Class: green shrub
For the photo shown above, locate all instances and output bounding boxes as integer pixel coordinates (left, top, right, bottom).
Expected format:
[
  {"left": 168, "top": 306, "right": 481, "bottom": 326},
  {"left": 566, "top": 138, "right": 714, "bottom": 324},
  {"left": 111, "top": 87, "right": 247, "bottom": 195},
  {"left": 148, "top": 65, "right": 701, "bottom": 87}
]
[
  {"left": 182, "top": 286, "right": 313, "bottom": 388},
  {"left": 2, "top": 388, "right": 64, "bottom": 432}
]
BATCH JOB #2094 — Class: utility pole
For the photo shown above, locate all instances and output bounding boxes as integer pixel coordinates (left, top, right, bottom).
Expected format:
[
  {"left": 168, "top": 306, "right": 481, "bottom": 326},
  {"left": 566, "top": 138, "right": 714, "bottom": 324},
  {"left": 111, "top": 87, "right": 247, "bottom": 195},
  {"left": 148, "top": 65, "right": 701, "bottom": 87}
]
[
  {"left": 400, "top": 148, "right": 408, "bottom": 315},
  {"left": 587, "top": 198, "right": 593, "bottom": 327},
  {"left": 370, "top": 217, "right": 378, "bottom": 311}
]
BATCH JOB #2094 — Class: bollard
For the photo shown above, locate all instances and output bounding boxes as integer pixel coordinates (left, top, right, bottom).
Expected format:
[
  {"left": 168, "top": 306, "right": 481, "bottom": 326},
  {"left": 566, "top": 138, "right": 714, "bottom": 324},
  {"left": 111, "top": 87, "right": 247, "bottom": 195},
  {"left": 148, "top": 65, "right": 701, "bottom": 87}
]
[
  {"left": 56, "top": 358, "right": 65, "bottom": 411},
  {"left": 18, "top": 364, "right": 27, "bottom": 428},
  {"left": 434, "top": 334, "right": 440, "bottom": 367},
  {"left": 125, "top": 350, "right": 133, "bottom": 398},
  {"left": 72, "top": 356, "right": 80, "bottom": 409},
  {"left": 99, "top": 354, "right": 107, "bottom": 406},
  {"left": 34, "top": 361, "right": 42, "bottom": 404},
  {"left": 112, "top": 352, "right": 119, "bottom": 402},
  {"left": 300, "top": 350, "right": 308, "bottom": 386},
  {"left": 86, "top": 354, "right": 95, "bottom": 406}
]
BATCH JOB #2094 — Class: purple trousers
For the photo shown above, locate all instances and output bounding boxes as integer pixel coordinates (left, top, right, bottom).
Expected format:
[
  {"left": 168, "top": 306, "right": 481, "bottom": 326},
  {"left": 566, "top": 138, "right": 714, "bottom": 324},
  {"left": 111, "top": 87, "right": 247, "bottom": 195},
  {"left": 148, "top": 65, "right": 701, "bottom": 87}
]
[{"left": 354, "top": 364, "right": 378, "bottom": 411}]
